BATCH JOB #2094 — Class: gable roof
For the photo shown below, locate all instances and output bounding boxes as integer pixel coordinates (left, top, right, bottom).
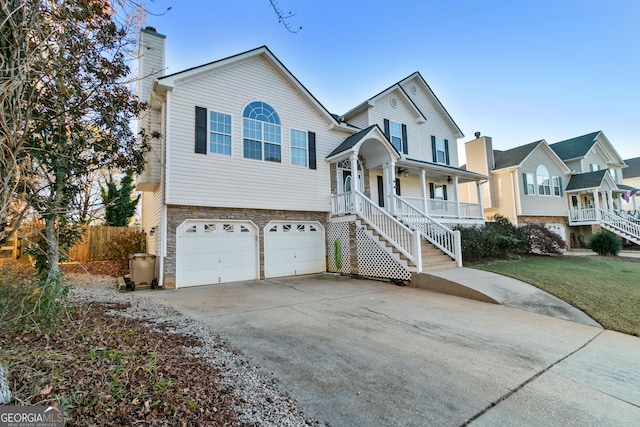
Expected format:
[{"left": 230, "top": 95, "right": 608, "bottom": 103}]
[
  {"left": 402, "top": 72, "right": 464, "bottom": 138},
  {"left": 326, "top": 125, "right": 399, "bottom": 160},
  {"left": 549, "top": 131, "right": 600, "bottom": 161},
  {"left": 493, "top": 140, "right": 544, "bottom": 169},
  {"left": 565, "top": 170, "right": 609, "bottom": 191},
  {"left": 155, "top": 46, "right": 345, "bottom": 129},
  {"left": 340, "top": 71, "right": 464, "bottom": 138},
  {"left": 623, "top": 157, "right": 640, "bottom": 179}
]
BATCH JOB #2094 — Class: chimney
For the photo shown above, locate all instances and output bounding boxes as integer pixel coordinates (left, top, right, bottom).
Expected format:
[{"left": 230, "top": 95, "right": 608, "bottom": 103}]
[
  {"left": 465, "top": 135, "right": 494, "bottom": 175},
  {"left": 138, "top": 26, "right": 166, "bottom": 103}
]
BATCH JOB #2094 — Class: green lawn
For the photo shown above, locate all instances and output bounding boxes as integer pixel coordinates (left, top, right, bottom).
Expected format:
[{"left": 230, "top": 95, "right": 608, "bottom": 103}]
[{"left": 471, "top": 256, "right": 640, "bottom": 337}]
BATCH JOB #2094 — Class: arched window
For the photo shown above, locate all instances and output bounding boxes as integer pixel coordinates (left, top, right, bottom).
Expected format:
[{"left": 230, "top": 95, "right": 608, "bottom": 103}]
[
  {"left": 243, "top": 102, "right": 281, "bottom": 162},
  {"left": 536, "top": 165, "right": 551, "bottom": 195}
]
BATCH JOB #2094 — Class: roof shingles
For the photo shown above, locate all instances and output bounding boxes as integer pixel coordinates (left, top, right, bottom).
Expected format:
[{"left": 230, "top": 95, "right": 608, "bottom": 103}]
[
  {"left": 549, "top": 131, "right": 600, "bottom": 160},
  {"left": 493, "top": 140, "right": 544, "bottom": 169}
]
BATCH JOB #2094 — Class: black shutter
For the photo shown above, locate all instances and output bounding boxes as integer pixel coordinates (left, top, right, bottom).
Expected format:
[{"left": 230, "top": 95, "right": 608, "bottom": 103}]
[
  {"left": 443, "top": 185, "right": 448, "bottom": 200},
  {"left": 429, "top": 182, "right": 435, "bottom": 199},
  {"left": 401, "top": 124, "right": 408, "bottom": 154},
  {"left": 444, "top": 139, "right": 450, "bottom": 165},
  {"left": 195, "top": 106, "right": 207, "bottom": 154},
  {"left": 431, "top": 135, "right": 437, "bottom": 162},
  {"left": 383, "top": 119, "right": 390, "bottom": 140},
  {"left": 377, "top": 175, "right": 384, "bottom": 207},
  {"left": 558, "top": 177, "right": 563, "bottom": 196},
  {"left": 522, "top": 173, "right": 529, "bottom": 194},
  {"left": 395, "top": 178, "right": 401, "bottom": 196},
  {"left": 308, "top": 131, "right": 316, "bottom": 170}
]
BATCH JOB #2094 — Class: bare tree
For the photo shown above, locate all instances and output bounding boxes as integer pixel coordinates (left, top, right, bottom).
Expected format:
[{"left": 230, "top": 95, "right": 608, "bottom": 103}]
[{"left": 268, "top": 0, "right": 301, "bottom": 33}]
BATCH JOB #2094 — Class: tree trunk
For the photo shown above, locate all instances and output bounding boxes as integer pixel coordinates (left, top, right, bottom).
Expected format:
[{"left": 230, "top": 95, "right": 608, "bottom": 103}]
[{"left": 44, "top": 214, "right": 60, "bottom": 278}]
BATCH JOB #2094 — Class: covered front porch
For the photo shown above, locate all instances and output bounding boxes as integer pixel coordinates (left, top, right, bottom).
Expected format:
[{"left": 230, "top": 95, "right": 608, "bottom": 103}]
[
  {"left": 376, "top": 158, "right": 487, "bottom": 226},
  {"left": 326, "top": 127, "right": 486, "bottom": 226},
  {"left": 566, "top": 171, "right": 638, "bottom": 225},
  {"left": 565, "top": 174, "right": 640, "bottom": 246}
]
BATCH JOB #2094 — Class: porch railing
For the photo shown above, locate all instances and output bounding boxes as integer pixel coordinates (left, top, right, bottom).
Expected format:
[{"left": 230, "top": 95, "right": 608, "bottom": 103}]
[
  {"left": 569, "top": 208, "right": 640, "bottom": 243},
  {"left": 569, "top": 208, "right": 597, "bottom": 222},
  {"left": 331, "top": 191, "right": 421, "bottom": 267},
  {"left": 402, "top": 197, "right": 483, "bottom": 219},
  {"left": 614, "top": 210, "right": 640, "bottom": 226},
  {"left": 600, "top": 209, "right": 640, "bottom": 242},
  {"left": 394, "top": 195, "right": 462, "bottom": 267}
]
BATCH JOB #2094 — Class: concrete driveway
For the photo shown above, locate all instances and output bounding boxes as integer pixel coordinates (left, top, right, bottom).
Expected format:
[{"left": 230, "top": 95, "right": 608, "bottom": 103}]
[{"left": 144, "top": 274, "right": 640, "bottom": 426}]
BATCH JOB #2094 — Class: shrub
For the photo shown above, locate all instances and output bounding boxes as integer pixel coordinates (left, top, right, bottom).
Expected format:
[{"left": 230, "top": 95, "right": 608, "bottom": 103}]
[
  {"left": 519, "top": 224, "right": 566, "bottom": 255},
  {"left": 456, "top": 225, "right": 486, "bottom": 263},
  {"left": 590, "top": 230, "right": 622, "bottom": 256},
  {"left": 104, "top": 230, "right": 147, "bottom": 269},
  {"left": 0, "top": 261, "right": 69, "bottom": 333},
  {"left": 455, "top": 215, "right": 526, "bottom": 262}
]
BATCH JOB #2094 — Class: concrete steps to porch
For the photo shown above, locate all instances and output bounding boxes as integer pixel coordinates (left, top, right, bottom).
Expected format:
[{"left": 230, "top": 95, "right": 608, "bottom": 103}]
[{"left": 421, "top": 241, "right": 457, "bottom": 271}]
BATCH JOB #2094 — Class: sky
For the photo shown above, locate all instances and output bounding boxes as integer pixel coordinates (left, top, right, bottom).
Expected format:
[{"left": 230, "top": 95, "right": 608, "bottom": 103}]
[{"left": 142, "top": 0, "right": 640, "bottom": 163}]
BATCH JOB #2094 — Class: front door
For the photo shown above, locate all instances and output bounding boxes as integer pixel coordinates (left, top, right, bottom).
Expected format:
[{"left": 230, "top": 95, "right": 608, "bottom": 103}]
[{"left": 337, "top": 169, "right": 363, "bottom": 194}]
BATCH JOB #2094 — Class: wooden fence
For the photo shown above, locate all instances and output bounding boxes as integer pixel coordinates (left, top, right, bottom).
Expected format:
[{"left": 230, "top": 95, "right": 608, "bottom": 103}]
[{"left": 67, "top": 226, "right": 142, "bottom": 262}]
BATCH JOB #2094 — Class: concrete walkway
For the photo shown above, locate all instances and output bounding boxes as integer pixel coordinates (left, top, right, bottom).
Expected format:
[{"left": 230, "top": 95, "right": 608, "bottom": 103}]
[
  {"left": 419, "top": 267, "right": 601, "bottom": 327},
  {"left": 143, "top": 274, "right": 640, "bottom": 426}
]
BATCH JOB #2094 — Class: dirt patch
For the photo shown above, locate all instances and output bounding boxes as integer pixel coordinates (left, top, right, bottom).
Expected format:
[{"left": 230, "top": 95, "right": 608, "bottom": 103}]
[{"left": 61, "top": 260, "right": 127, "bottom": 277}]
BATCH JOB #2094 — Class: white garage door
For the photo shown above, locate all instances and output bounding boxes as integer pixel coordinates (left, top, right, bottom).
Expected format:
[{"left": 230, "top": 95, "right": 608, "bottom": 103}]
[
  {"left": 264, "top": 221, "right": 325, "bottom": 278},
  {"left": 176, "top": 220, "right": 258, "bottom": 287}
]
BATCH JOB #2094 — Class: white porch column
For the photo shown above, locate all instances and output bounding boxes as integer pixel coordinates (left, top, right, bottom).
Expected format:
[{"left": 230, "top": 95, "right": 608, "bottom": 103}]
[
  {"left": 388, "top": 160, "right": 396, "bottom": 215},
  {"left": 634, "top": 193, "right": 638, "bottom": 212},
  {"left": 454, "top": 176, "right": 460, "bottom": 218},
  {"left": 350, "top": 152, "right": 358, "bottom": 213},
  {"left": 381, "top": 164, "right": 390, "bottom": 212},
  {"left": 607, "top": 190, "right": 613, "bottom": 210},
  {"left": 476, "top": 180, "right": 484, "bottom": 218},
  {"left": 420, "top": 170, "right": 428, "bottom": 214},
  {"left": 617, "top": 193, "right": 623, "bottom": 211},
  {"left": 594, "top": 189, "right": 601, "bottom": 220}
]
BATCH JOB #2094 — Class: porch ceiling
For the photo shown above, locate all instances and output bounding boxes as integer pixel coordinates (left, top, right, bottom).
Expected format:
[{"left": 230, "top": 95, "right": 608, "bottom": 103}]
[{"left": 401, "top": 158, "right": 487, "bottom": 183}]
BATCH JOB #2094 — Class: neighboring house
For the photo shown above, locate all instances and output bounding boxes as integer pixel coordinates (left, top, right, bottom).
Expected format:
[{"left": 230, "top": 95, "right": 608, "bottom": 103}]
[
  {"left": 136, "top": 27, "right": 486, "bottom": 288},
  {"left": 461, "top": 131, "right": 640, "bottom": 247},
  {"left": 622, "top": 157, "right": 640, "bottom": 213}
]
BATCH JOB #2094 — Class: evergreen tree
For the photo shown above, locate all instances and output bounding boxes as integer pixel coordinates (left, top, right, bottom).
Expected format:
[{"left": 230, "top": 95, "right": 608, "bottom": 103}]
[{"left": 102, "top": 174, "right": 139, "bottom": 227}]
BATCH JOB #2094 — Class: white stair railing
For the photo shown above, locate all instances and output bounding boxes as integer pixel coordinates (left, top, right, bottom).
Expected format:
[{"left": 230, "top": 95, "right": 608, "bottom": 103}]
[
  {"left": 600, "top": 209, "right": 640, "bottom": 244},
  {"left": 331, "top": 191, "right": 421, "bottom": 267},
  {"left": 394, "top": 195, "right": 462, "bottom": 267},
  {"left": 614, "top": 210, "right": 640, "bottom": 226}
]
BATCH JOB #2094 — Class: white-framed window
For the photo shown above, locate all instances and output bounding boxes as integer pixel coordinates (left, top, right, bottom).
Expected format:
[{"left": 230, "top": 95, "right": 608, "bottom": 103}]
[
  {"left": 390, "top": 121, "right": 402, "bottom": 152},
  {"left": 609, "top": 169, "right": 618, "bottom": 183},
  {"left": 590, "top": 163, "right": 601, "bottom": 172},
  {"left": 553, "top": 177, "right": 562, "bottom": 196},
  {"left": 242, "top": 101, "right": 281, "bottom": 162},
  {"left": 209, "top": 111, "right": 232, "bottom": 155},
  {"left": 537, "top": 165, "right": 551, "bottom": 196},
  {"left": 290, "top": 129, "right": 307, "bottom": 167},
  {"left": 523, "top": 172, "right": 535, "bottom": 195},
  {"left": 435, "top": 137, "right": 447, "bottom": 164}
]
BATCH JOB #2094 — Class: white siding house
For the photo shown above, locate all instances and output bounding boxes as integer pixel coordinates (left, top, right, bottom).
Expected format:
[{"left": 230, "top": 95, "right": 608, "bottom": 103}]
[{"left": 137, "top": 28, "right": 487, "bottom": 288}]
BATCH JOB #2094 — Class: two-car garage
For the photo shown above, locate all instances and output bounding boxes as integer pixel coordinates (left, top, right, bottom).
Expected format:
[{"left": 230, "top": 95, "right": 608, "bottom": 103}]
[{"left": 176, "top": 219, "right": 325, "bottom": 288}]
